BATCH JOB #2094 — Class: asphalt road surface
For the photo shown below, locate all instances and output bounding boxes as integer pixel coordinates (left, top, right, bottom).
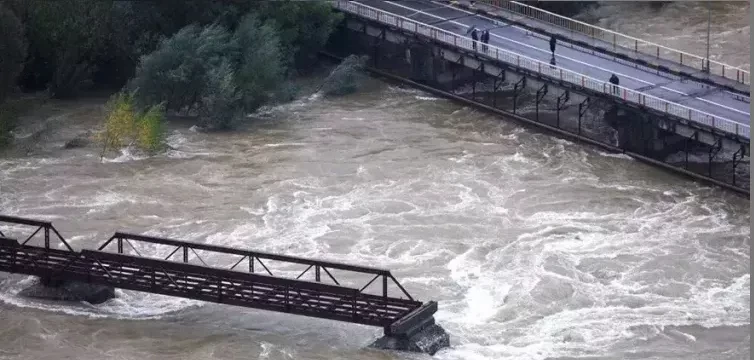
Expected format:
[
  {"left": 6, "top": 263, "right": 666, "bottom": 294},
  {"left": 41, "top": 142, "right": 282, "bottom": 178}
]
[{"left": 357, "top": 0, "right": 751, "bottom": 129}]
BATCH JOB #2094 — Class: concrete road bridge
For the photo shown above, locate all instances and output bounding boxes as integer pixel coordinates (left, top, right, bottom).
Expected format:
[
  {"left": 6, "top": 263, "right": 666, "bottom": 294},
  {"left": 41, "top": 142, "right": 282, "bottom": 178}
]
[{"left": 327, "top": 0, "right": 751, "bottom": 195}]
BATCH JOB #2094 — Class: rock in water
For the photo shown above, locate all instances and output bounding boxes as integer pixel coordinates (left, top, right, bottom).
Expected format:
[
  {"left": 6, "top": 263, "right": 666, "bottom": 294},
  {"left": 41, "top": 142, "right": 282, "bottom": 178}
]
[
  {"left": 370, "top": 321, "right": 451, "bottom": 355},
  {"left": 19, "top": 278, "right": 115, "bottom": 304},
  {"left": 63, "top": 130, "right": 92, "bottom": 149}
]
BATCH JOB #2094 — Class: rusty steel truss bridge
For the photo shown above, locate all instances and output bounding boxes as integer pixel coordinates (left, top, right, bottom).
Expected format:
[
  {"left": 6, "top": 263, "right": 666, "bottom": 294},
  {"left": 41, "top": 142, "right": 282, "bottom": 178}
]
[{"left": 0, "top": 215, "right": 439, "bottom": 339}]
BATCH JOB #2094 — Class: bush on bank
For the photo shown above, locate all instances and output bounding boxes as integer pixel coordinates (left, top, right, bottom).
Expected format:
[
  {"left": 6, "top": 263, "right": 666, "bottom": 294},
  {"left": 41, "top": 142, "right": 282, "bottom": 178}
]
[
  {"left": 100, "top": 92, "right": 165, "bottom": 156},
  {"left": 0, "top": 0, "right": 344, "bottom": 150}
]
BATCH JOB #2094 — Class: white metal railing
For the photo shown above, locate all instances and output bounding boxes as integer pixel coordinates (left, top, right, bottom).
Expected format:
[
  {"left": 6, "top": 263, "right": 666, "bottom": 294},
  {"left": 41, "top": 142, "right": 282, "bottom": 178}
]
[
  {"left": 333, "top": 0, "right": 750, "bottom": 140},
  {"left": 475, "top": 0, "right": 750, "bottom": 86}
]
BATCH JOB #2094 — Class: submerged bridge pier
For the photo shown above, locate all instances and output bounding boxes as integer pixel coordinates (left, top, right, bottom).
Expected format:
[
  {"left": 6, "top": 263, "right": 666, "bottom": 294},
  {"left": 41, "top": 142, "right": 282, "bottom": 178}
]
[
  {"left": 0, "top": 215, "right": 450, "bottom": 355},
  {"left": 327, "top": 0, "right": 750, "bottom": 195}
]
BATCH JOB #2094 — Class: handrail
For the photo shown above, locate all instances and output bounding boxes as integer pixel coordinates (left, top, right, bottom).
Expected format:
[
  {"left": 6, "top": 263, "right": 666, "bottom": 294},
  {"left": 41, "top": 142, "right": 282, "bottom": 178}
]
[
  {"left": 476, "top": 0, "right": 750, "bottom": 86},
  {"left": 334, "top": 0, "right": 750, "bottom": 140}
]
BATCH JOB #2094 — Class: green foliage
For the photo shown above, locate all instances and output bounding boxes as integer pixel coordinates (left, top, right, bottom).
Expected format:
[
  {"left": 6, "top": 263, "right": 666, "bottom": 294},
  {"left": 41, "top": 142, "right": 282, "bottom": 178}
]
[
  {"left": 321, "top": 55, "right": 369, "bottom": 97},
  {"left": 129, "top": 24, "right": 234, "bottom": 112},
  {"left": 232, "top": 15, "right": 286, "bottom": 111},
  {"left": 19, "top": 0, "right": 113, "bottom": 98},
  {"left": 254, "top": 1, "right": 343, "bottom": 70},
  {"left": 0, "top": 98, "right": 45, "bottom": 148},
  {"left": 100, "top": 92, "right": 165, "bottom": 156},
  {"left": 0, "top": 104, "right": 18, "bottom": 148},
  {"left": 137, "top": 103, "right": 167, "bottom": 153},
  {"left": 3, "top": 0, "right": 346, "bottom": 136},
  {"left": 0, "top": 4, "right": 27, "bottom": 104},
  {"left": 199, "top": 59, "right": 243, "bottom": 130},
  {"left": 129, "top": 13, "right": 295, "bottom": 130}
]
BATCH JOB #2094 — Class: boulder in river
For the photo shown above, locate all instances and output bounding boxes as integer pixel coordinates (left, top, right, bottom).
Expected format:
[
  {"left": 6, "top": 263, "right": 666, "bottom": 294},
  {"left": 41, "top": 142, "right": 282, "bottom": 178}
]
[
  {"left": 63, "top": 130, "right": 92, "bottom": 149},
  {"left": 19, "top": 277, "right": 115, "bottom": 304}
]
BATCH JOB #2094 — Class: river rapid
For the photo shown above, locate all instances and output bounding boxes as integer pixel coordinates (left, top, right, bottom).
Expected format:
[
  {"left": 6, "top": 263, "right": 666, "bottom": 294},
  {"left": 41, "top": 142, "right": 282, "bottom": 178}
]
[{"left": 0, "top": 3, "right": 749, "bottom": 360}]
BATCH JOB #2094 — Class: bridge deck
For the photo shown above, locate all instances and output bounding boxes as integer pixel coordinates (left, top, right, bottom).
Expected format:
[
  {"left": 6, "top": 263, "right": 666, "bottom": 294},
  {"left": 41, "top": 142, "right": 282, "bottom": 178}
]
[
  {"left": 461, "top": 0, "right": 750, "bottom": 95},
  {"left": 0, "top": 215, "right": 430, "bottom": 334},
  {"left": 343, "top": 0, "right": 750, "bottom": 140}
]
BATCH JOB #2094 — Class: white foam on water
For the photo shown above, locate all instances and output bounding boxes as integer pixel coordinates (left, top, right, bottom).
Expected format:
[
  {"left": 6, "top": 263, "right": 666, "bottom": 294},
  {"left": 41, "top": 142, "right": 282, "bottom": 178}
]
[
  {"left": 0, "top": 75, "right": 748, "bottom": 360},
  {"left": 597, "top": 151, "right": 634, "bottom": 161},
  {"left": 101, "top": 146, "right": 148, "bottom": 163},
  {"left": 0, "top": 276, "right": 204, "bottom": 320},
  {"left": 415, "top": 95, "right": 442, "bottom": 101},
  {"left": 263, "top": 143, "right": 309, "bottom": 148},
  {"left": 252, "top": 92, "right": 322, "bottom": 118}
]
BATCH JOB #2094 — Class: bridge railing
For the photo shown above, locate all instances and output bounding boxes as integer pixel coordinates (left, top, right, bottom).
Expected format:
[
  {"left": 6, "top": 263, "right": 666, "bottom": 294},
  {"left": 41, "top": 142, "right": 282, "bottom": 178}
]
[
  {"left": 475, "top": 0, "right": 750, "bottom": 86},
  {"left": 98, "top": 232, "right": 416, "bottom": 301},
  {"left": 334, "top": 0, "right": 750, "bottom": 140},
  {"left": 0, "top": 215, "right": 75, "bottom": 252}
]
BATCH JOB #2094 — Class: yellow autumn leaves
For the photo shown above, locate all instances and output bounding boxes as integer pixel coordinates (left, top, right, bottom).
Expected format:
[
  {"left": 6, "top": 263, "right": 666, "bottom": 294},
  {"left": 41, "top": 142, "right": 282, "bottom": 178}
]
[{"left": 99, "top": 92, "right": 165, "bottom": 158}]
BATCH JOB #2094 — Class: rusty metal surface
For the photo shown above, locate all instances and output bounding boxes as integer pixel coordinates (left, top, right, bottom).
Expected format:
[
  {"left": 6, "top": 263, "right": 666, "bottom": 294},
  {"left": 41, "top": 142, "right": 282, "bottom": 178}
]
[{"left": 0, "top": 216, "right": 435, "bottom": 333}]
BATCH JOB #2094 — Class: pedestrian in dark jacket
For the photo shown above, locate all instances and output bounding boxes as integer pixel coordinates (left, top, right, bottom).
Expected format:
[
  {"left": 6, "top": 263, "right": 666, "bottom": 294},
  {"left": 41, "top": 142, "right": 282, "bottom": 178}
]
[
  {"left": 481, "top": 30, "right": 489, "bottom": 52},
  {"left": 609, "top": 74, "right": 620, "bottom": 95},
  {"left": 549, "top": 35, "right": 556, "bottom": 55},
  {"left": 471, "top": 29, "right": 478, "bottom": 51}
]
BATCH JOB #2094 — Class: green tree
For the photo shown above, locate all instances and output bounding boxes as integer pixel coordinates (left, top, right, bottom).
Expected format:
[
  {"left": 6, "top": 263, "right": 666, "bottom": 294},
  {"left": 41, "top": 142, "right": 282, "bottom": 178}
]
[
  {"left": 0, "top": 3, "right": 27, "bottom": 103},
  {"left": 232, "top": 15, "right": 286, "bottom": 112},
  {"left": 128, "top": 24, "right": 234, "bottom": 113},
  {"left": 199, "top": 59, "right": 242, "bottom": 130},
  {"left": 19, "top": 0, "right": 113, "bottom": 98},
  {"left": 254, "top": 1, "right": 343, "bottom": 71},
  {"left": 100, "top": 91, "right": 165, "bottom": 156}
]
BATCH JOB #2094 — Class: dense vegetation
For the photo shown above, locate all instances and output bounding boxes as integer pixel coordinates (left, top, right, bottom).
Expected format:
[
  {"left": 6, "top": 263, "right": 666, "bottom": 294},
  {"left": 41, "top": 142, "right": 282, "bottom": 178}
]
[{"left": 0, "top": 0, "right": 344, "bottom": 152}]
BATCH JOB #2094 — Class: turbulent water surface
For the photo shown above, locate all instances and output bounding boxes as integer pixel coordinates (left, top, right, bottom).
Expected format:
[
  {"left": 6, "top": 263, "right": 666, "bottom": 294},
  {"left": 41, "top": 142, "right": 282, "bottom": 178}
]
[{"left": 0, "top": 3, "right": 749, "bottom": 360}]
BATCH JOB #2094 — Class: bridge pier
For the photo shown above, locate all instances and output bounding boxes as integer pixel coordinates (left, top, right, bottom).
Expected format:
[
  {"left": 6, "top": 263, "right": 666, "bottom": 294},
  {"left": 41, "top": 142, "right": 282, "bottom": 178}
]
[
  {"left": 370, "top": 301, "right": 450, "bottom": 355},
  {"left": 20, "top": 277, "right": 115, "bottom": 304}
]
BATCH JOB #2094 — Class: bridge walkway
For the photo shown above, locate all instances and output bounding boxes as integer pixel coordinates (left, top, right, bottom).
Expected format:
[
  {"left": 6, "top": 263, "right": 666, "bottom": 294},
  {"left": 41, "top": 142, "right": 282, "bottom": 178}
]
[
  {"left": 0, "top": 215, "right": 436, "bottom": 336},
  {"left": 339, "top": 0, "right": 750, "bottom": 141},
  {"left": 453, "top": 0, "right": 750, "bottom": 95}
]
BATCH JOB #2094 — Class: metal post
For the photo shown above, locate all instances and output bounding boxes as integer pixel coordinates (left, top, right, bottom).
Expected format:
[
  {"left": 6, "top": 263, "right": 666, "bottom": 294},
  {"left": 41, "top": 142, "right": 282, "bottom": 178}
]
[
  {"left": 183, "top": 246, "right": 188, "bottom": 263},
  {"left": 451, "top": 64, "right": 457, "bottom": 93},
  {"left": 493, "top": 69, "right": 505, "bottom": 108},
  {"left": 431, "top": 51, "right": 438, "bottom": 86},
  {"left": 472, "top": 69, "right": 477, "bottom": 99},
  {"left": 315, "top": 265, "right": 321, "bottom": 282},
  {"left": 731, "top": 145, "right": 745, "bottom": 187},
  {"left": 535, "top": 84, "right": 548, "bottom": 122},
  {"left": 44, "top": 227, "right": 50, "bottom": 249},
  {"left": 705, "top": 4, "right": 711, "bottom": 73},
  {"left": 555, "top": 91, "right": 569, "bottom": 129},
  {"left": 117, "top": 237, "right": 123, "bottom": 254},
  {"left": 685, "top": 141, "right": 689, "bottom": 169},
  {"left": 556, "top": 97, "right": 562, "bottom": 127},
  {"left": 708, "top": 137, "right": 722, "bottom": 178},
  {"left": 578, "top": 98, "right": 589, "bottom": 136},
  {"left": 642, "top": 117, "right": 651, "bottom": 155},
  {"left": 512, "top": 77, "right": 525, "bottom": 114}
]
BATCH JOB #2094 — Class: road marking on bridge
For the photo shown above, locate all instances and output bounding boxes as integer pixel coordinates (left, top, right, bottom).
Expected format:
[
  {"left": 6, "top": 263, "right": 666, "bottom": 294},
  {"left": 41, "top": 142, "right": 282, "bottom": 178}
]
[
  {"left": 379, "top": 0, "right": 750, "bottom": 120},
  {"left": 424, "top": 0, "right": 752, "bottom": 117}
]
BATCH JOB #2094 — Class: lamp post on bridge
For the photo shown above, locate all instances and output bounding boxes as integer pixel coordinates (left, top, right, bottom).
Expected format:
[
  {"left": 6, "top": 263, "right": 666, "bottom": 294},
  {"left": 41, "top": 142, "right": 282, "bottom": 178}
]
[{"left": 705, "top": 2, "right": 711, "bottom": 73}]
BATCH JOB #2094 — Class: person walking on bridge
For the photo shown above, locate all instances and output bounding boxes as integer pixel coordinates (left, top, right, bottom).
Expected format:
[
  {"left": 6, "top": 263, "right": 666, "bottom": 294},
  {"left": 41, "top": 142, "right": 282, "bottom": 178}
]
[
  {"left": 481, "top": 30, "right": 489, "bottom": 52},
  {"left": 609, "top": 73, "right": 620, "bottom": 96},
  {"left": 471, "top": 28, "right": 479, "bottom": 51},
  {"left": 549, "top": 35, "right": 556, "bottom": 55}
]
